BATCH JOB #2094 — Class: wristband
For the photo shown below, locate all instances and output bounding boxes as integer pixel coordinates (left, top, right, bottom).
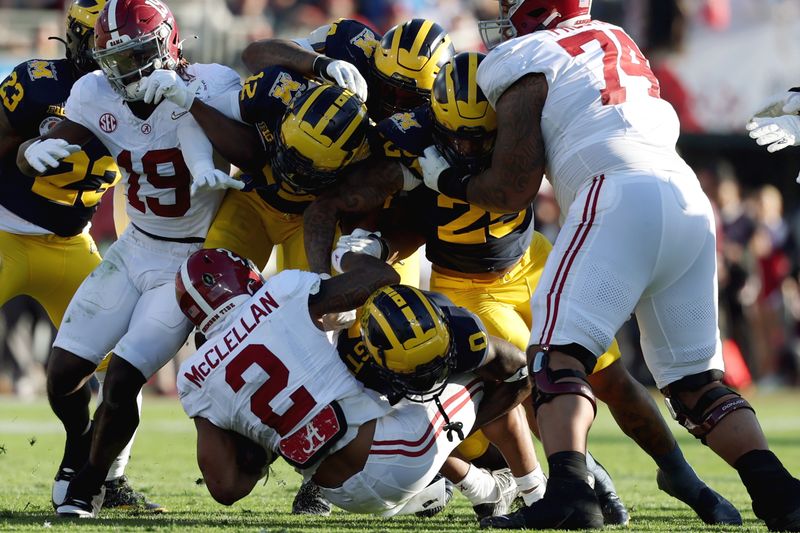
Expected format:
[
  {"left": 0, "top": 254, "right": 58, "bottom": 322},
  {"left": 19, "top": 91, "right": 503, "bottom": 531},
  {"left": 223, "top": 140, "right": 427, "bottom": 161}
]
[
  {"left": 372, "top": 234, "right": 390, "bottom": 261},
  {"left": 312, "top": 55, "right": 335, "bottom": 79},
  {"left": 437, "top": 166, "right": 471, "bottom": 202}
]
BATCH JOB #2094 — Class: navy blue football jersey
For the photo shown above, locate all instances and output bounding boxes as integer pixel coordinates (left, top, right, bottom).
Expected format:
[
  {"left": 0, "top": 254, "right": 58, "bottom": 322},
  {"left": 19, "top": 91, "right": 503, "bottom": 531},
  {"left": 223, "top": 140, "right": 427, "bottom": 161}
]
[
  {"left": 238, "top": 65, "right": 316, "bottom": 214},
  {"left": 0, "top": 59, "right": 119, "bottom": 236},
  {"left": 375, "top": 107, "right": 534, "bottom": 274},
  {"left": 337, "top": 290, "right": 489, "bottom": 395}
]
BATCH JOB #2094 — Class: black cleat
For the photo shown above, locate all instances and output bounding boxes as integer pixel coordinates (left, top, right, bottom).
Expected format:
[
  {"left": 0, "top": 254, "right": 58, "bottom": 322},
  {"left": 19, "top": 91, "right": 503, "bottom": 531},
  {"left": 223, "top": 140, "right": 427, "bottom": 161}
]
[
  {"left": 291, "top": 480, "right": 332, "bottom": 516},
  {"left": 657, "top": 468, "right": 741, "bottom": 525},
  {"left": 103, "top": 476, "right": 165, "bottom": 513},
  {"left": 416, "top": 474, "right": 455, "bottom": 518},
  {"left": 765, "top": 505, "right": 800, "bottom": 532},
  {"left": 598, "top": 490, "right": 630, "bottom": 526},
  {"left": 480, "top": 476, "right": 604, "bottom": 530}
]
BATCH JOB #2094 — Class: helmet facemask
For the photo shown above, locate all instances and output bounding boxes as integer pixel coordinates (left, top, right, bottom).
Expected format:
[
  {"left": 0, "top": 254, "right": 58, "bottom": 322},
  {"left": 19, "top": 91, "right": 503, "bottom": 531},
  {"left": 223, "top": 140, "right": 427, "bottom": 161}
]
[
  {"left": 432, "top": 121, "right": 496, "bottom": 175},
  {"left": 66, "top": 17, "right": 99, "bottom": 74},
  {"left": 94, "top": 22, "right": 178, "bottom": 101}
]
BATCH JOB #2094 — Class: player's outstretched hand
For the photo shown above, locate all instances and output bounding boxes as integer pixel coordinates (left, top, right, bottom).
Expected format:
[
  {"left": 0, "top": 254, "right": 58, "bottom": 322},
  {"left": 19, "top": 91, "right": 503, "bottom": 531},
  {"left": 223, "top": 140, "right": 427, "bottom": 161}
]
[
  {"left": 751, "top": 90, "right": 800, "bottom": 118},
  {"left": 190, "top": 169, "right": 245, "bottom": 196},
  {"left": 331, "top": 229, "right": 388, "bottom": 274},
  {"left": 418, "top": 145, "right": 452, "bottom": 193},
  {"left": 140, "top": 70, "right": 201, "bottom": 110},
  {"left": 313, "top": 56, "right": 368, "bottom": 102},
  {"left": 746, "top": 116, "right": 800, "bottom": 153},
  {"left": 24, "top": 139, "right": 81, "bottom": 173},
  {"left": 320, "top": 309, "right": 357, "bottom": 331}
]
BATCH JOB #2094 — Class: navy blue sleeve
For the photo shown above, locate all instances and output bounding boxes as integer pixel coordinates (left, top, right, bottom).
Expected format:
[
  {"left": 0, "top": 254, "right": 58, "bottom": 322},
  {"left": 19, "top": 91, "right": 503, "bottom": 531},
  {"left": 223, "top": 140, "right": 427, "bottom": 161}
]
[
  {"left": 238, "top": 66, "right": 312, "bottom": 144},
  {"left": 1, "top": 59, "right": 72, "bottom": 138},
  {"left": 424, "top": 291, "right": 490, "bottom": 373},
  {"left": 319, "top": 19, "right": 381, "bottom": 73}
]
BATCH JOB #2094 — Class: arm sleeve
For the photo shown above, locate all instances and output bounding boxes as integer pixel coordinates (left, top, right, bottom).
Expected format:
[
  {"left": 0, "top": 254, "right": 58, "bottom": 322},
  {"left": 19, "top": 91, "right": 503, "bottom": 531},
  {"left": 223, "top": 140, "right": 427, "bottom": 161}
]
[
  {"left": 177, "top": 116, "right": 215, "bottom": 178},
  {"left": 299, "top": 24, "right": 332, "bottom": 52},
  {"left": 0, "top": 64, "right": 35, "bottom": 133}
]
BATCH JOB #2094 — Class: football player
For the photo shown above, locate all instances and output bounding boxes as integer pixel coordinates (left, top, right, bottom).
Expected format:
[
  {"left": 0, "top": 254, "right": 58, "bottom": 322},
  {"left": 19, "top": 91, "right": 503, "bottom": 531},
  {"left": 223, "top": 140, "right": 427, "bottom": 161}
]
[
  {"left": 416, "top": 1, "right": 800, "bottom": 529},
  {"left": 175, "top": 66, "right": 371, "bottom": 284},
  {"left": 312, "top": 50, "right": 744, "bottom": 526},
  {"left": 0, "top": 0, "right": 161, "bottom": 512},
  {"left": 242, "top": 18, "right": 454, "bottom": 283},
  {"left": 16, "top": 0, "right": 243, "bottom": 518},
  {"left": 175, "top": 249, "right": 532, "bottom": 517}
]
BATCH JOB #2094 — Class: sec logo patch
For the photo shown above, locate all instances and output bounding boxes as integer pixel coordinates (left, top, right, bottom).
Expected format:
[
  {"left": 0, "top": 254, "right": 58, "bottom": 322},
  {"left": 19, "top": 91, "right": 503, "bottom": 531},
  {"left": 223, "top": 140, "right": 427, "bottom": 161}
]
[{"left": 99, "top": 113, "right": 117, "bottom": 133}]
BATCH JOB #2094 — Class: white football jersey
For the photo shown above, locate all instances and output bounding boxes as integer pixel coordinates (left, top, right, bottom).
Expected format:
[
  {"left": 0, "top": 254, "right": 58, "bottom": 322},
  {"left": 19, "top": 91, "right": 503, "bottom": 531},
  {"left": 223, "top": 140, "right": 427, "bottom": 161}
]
[
  {"left": 478, "top": 21, "right": 693, "bottom": 213},
  {"left": 178, "top": 270, "right": 382, "bottom": 456},
  {"left": 65, "top": 64, "right": 240, "bottom": 239}
]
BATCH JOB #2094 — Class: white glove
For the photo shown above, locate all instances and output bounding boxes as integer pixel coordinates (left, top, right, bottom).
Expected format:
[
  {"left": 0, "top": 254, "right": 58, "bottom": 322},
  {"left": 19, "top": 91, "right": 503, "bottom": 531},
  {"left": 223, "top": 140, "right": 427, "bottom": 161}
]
[
  {"left": 418, "top": 145, "right": 451, "bottom": 193},
  {"left": 751, "top": 90, "right": 800, "bottom": 118},
  {"left": 746, "top": 116, "right": 800, "bottom": 153},
  {"left": 24, "top": 138, "right": 81, "bottom": 173},
  {"left": 320, "top": 309, "right": 358, "bottom": 332},
  {"left": 313, "top": 56, "right": 368, "bottom": 102},
  {"left": 140, "top": 70, "right": 201, "bottom": 110},
  {"left": 331, "top": 228, "right": 387, "bottom": 274},
  {"left": 190, "top": 169, "right": 245, "bottom": 196}
]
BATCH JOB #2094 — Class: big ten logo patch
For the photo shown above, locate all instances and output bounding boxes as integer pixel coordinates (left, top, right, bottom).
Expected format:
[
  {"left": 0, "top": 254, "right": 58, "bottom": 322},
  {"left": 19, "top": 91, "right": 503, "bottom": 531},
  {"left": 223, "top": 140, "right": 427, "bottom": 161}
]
[
  {"left": 99, "top": 113, "right": 117, "bottom": 133},
  {"left": 350, "top": 28, "right": 379, "bottom": 58}
]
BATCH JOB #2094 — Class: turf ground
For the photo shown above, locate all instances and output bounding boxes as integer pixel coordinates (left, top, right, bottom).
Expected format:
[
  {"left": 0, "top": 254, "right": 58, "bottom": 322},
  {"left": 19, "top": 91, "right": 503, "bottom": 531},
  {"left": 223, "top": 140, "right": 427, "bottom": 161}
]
[{"left": 0, "top": 391, "right": 798, "bottom": 532}]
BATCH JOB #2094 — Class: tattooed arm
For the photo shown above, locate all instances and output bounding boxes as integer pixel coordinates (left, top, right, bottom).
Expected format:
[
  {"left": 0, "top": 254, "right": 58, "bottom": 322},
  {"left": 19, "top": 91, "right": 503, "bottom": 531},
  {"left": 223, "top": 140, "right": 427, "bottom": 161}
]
[
  {"left": 241, "top": 39, "right": 317, "bottom": 75},
  {"left": 466, "top": 74, "right": 547, "bottom": 213},
  {"left": 303, "top": 158, "right": 405, "bottom": 273},
  {"left": 308, "top": 252, "right": 400, "bottom": 319}
]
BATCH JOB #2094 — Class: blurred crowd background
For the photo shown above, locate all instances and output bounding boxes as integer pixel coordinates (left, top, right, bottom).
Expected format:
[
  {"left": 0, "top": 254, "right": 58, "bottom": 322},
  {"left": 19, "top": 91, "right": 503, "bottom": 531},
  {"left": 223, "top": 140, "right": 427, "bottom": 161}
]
[{"left": 2, "top": 0, "right": 800, "bottom": 396}]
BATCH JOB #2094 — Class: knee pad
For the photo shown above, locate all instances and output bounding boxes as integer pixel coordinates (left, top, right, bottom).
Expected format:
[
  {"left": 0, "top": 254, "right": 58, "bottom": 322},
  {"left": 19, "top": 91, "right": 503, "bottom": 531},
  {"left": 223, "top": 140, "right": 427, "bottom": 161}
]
[
  {"left": 661, "top": 372, "right": 755, "bottom": 443},
  {"left": 529, "top": 348, "right": 597, "bottom": 416}
]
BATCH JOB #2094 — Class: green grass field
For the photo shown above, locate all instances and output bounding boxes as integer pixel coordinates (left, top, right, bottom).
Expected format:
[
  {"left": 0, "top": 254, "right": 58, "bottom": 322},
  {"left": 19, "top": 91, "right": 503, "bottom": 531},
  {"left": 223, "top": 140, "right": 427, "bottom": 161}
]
[{"left": 1, "top": 391, "right": 798, "bottom": 532}]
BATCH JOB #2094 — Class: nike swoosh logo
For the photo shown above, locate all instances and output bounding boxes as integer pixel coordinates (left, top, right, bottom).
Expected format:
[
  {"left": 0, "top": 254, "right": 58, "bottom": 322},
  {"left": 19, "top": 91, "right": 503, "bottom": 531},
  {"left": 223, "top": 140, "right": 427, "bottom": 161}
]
[{"left": 171, "top": 110, "right": 189, "bottom": 120}]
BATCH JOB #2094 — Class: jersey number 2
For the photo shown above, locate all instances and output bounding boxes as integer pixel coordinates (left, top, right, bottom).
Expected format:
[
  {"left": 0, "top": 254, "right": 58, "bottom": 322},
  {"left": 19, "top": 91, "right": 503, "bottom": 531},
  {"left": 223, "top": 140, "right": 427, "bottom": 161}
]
[
  {"left": 557, "top": 28, "right": 660, "bottom": 106},
  {"left": 225, "top": 344, "right": 317, "bottom": 436}
]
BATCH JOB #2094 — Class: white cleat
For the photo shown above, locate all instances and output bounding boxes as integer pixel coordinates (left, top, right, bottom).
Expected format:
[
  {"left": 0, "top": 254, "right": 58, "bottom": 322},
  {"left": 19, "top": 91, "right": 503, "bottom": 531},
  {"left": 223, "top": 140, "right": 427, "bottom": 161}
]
[
  {"left": 51, "top": 468, "right": 76, "bottom": 509},
  {"left": 56, "top": 486, "right": 105, "bottom": 518}
]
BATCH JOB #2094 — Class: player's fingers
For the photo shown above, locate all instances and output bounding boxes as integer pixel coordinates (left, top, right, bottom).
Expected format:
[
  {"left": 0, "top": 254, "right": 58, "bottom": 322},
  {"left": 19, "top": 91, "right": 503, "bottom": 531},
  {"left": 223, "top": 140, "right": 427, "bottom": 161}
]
[
  {"left": 39, "top": 152, "right": 61, "bottom": 168},
  {"left": 143, "top": 78, "right": 159, "bottom": 104},
  {"left": 748, "top": 123, "right": 778, "bottom": 139},
  {"left": 225, "top": 177, "right": 245, "bottom": 190},
  {"left": 29, "top": 157, "right": 47, "bottom": 173},
  {"left": 745, "top": 120, "right": 760, "bottom": 132},
  {"left": 355, "top": 75, "right": 368, "bottom": 102},
  {"left": 767, "top": 139, "right": 792, "bottom": 153},
  {"left": 63, "top": 143, "right": 82, "bottom": 154},
  {"left": 755, "top": 132, "right": 785, "bottom": 146}
]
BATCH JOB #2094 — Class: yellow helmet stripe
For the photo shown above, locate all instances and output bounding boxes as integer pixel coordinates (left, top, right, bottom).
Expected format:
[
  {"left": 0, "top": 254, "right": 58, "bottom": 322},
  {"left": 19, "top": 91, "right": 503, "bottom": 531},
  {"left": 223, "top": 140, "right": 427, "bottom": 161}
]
[{"left": 467, "top": 53, "right": 478, "bottom": 105}]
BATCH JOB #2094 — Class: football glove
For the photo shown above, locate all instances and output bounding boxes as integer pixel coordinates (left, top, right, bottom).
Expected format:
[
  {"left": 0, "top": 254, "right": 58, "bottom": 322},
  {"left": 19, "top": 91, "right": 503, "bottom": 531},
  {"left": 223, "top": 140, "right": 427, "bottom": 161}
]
[
  {"left": 746, "top": 116, "right": 800, "bottom": 153},
  {"left": 312, "top": 56, "right": 368, "bottom": 102},
  {"left": 418, "top": 145, "right": 451, "bottom": 193},
  {"left": 24, "top": 139, "right": 81, "bottom": 174},
  {"left": 751, "top": 89, "right": 800, "bottom": 118},
  {"left": 190, "top": 169, "right": 245, "bottom": 196},
  {"left": 331, "top": 229, "right": 388, "bottom": 274},
  {"left": 320, "top": 309, "right": 358, "bottom": 331},
  {"left": 140, "top": 70, "right": 201, "bottom": 110}
]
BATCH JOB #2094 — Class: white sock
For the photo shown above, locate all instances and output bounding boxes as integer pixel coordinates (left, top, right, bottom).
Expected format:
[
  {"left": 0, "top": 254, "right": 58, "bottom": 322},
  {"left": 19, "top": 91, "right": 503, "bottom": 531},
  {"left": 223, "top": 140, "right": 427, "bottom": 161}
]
[
  {"left": 95, "top": 370, "right": 143, "bottom": 481},
  {"left": 515, "top": 464, "right": 547, "bottom": 506},
  {"left": 455, "top": 465, "right": 498, "bottom": 506}
]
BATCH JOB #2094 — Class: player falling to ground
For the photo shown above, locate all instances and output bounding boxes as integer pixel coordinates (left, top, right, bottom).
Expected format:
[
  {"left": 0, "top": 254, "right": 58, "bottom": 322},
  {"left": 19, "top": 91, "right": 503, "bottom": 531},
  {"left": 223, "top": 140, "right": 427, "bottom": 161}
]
[
  {"left": 16, "top": 0, "right": 244, "bottom": 518},
  {"left": 307, "top": 50, "right": 740, "bottom": 526},
  {"left": 176, "top": 249, "right": 531, "bottom": 516},
  {"left": 0, "top": 0, "right": 161, "bottom": 512},
  {"left": 416, "top": 0, "right": 800, "bottom": 529}
]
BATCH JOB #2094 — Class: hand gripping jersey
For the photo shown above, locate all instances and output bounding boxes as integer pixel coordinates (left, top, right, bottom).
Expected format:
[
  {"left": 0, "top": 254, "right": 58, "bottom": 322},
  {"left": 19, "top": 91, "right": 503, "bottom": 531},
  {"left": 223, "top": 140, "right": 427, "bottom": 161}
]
[
  {"left": 375, "top": 107, "right": 533, "bottom": 273},
  {"left": 338, "top": 290, "right": 490, "bottom": 394},
  {"left": 179, "top": 270, "right": 388, "bottom": 469},
  {"left": 65, "top": 63, "right": 241, "bottom": 239},
  {"left": 477, "top": 20, "right": 693, "bottom": 213},
  {"left": 298, "top": 18, "right": 381, "bottom": 76},
  {"left": 0, "top": 59, "right": 120, "bottom": 236},
  {"left": 237, "top": 66, "right": 316, "bottom": 214}
]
